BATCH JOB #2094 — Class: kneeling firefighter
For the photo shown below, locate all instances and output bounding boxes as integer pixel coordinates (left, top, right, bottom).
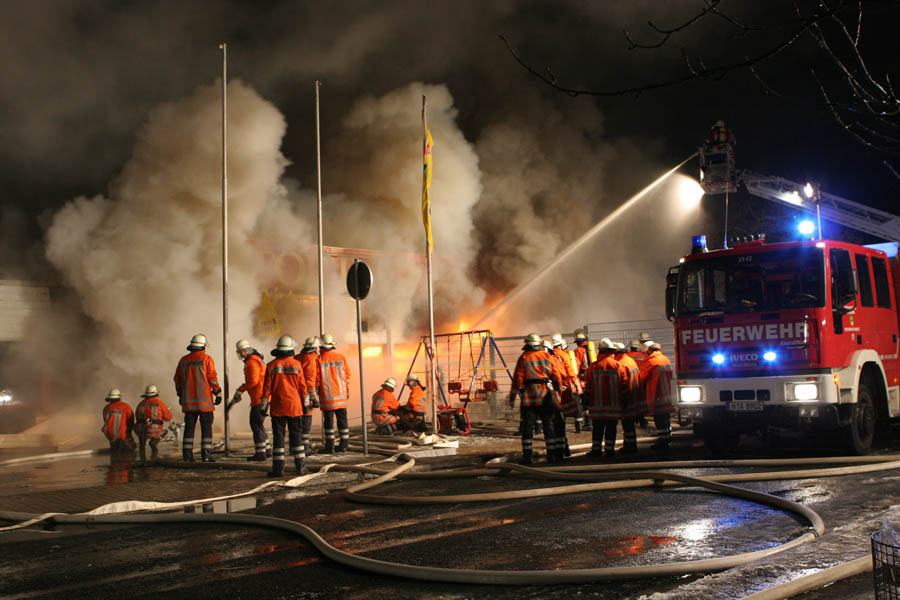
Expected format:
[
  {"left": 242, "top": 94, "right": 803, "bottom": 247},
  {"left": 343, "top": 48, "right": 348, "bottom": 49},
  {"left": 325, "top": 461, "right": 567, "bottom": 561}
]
[
  {"left": 371, "top": 377, "right": 400, "bottom": 434},
  {"left": 102, "top": 388, "right": 135, "bottom": 458},
  {"left": 134, "top": 385, "right": 173, "bottom": 461},
  {"left": 509, "top": 333, "right": 565, "bottom": 464},
  {"left": 261, "top": 335, "right": 310, "bottom": 477},
  {"left": 397, "top": 374, "right": 428, "bottom": 433}
]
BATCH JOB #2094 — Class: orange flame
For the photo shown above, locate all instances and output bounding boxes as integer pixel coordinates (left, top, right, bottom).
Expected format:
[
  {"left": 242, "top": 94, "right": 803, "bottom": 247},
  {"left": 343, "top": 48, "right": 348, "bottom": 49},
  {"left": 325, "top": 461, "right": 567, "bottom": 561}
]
[{"left": 362, "top": 346, "right": 383, "bottom": 358}]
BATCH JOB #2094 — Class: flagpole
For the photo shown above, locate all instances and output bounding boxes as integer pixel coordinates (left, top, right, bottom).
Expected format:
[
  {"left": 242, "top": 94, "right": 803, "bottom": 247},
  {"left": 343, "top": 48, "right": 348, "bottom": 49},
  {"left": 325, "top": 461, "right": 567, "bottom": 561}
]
[
  {"left": 315, "top": 81, "right": 325, "bottom": 336},
  {"left": 219, "top": 42, "right": 231, "bottom": 456},
  {"left": 423, "top": 95, "right": 437, "bottom": 434}
]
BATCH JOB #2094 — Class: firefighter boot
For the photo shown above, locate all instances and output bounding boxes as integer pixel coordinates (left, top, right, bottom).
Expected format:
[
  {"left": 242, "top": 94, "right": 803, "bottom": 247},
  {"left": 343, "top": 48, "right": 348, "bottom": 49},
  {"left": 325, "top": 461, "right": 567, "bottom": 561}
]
[
  {"left": 267, "top": 461, "right": 284, "bottom": 478},
  {"left": 335, "top": 438, "right": 350, "bottom": 453},
  {"left": 150, "top": 445, "right": 159, "bottom": 461},
  {"left": 246, "top": 453, "right": 266, "bottom": 462},
  {"left": 294, "top": 457, "right": 308, "bottom": 476},
  {"left": 182, "top": 449, "right": 194, "bottom": 462},
  {"left": 138, "top": 442, "right": 147, "bottom": 463},
  {"left": 583, "top": 419, "right": 593, "bottom": 432},
  {"left": 519, "top": 450, "right": 534, "bottom": 465},
  {"left": 564, "top": 437, "right": 572, "bottom": 458},
  {"left": 574, "top": 419, "right": 583, "bottom": 434},
  {"left": 201, "top": 449, "right": 216, "bottom": 463},
  {"left": 322, "top": 440, "right": 334, "bottom": 454}
]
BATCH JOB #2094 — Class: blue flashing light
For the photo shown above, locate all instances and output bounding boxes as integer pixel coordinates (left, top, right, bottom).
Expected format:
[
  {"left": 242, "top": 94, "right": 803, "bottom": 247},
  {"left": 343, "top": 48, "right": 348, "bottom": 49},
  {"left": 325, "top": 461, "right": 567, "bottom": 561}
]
[
  {"left": 691, "top": 235, "right": 708, "bottom": 254},
  {"left": 712, "top": 353, "right": 725, "bottom": 365},
  {"left": 763, "top": 351, "right": 777, "bottom": 362},
  {"left": 864, "top": 242, "right": 899, "bottom": 258},
  {"left": 798, "top": 220, "right": 815, "bottom": 236}
]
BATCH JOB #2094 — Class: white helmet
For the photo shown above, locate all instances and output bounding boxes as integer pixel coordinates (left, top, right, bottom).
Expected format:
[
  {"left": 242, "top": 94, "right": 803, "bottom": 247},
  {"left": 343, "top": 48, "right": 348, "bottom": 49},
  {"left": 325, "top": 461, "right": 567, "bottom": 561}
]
[
  {"left": 235, "top": 339, "right": 251, "bottom": 352},
  {"left": 320, "top": 333, "right": 336, "bottom": 349},
  {"left": 574, "top": 331, "right": 588, "bottom": 342},
  {"left": 628, "top": 339, "right": 642, "bottom": 351},
  {"left": 188, "top": 333, "right": 209, "bottom": 350},
  {"left": 106, "top": 388, "right": 122, "bottom": 401},
  {"left": 275, "top": 335, "right": 295, "bottom": 352},
  {"left": 407, "top": 373, "right": 420, "bottom": 385},
  {"left": 639, "top": 331, "right": 652, "bottom": 342},
  {"left": 614, "top": 342, "right": 626, "bottom": 351},
  {"left": 597, "top": 338, "right": 616, "bottom": 352},
  {"left": 523, "top": 333, "right": 542, "bottom": 348},
  {"left": 551, "top": 333, "right": 566, "bottom": 349},
  {"left": 647, "top": 342, "right": 662, "bottom": 353},
  {"left": 303, "top": 336, "right": 319, "bottom": 349},
  {"left": 383, "top": 377, "right": 397, "bottom": 390},
  {"left": 142, "top": 384, "right": 159, "bottom": 398},
  {"left": 542, "top": 338, "right": 554, "bottom": 352}
]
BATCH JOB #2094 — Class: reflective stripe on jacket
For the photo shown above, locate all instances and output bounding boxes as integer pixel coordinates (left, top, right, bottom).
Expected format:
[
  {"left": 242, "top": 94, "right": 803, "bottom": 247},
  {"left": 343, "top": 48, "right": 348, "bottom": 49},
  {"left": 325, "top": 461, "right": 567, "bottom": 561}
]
[
  {"left": 512, "top": 349, "right": 564, "bottom": 407},
  {"left": 263, "top": 356, "right": 308, "bottom": 418},
  {"left": 644, "top": 351, "right": 675, "bottom": 415},
  {"left": 102, "top": 400, "right": 134, "bottom": 442},
  {"left": 317, "top": 349, "right": 351, "bottom": 410},
  {"left": 584, "top": 355, "right": 629, "bottom": 420},
  {"left": 135, "top": 396, "right": 173, "bottom": 439},
  {"left": 174, "top": 350, "right": 221, "bottom": 413},
  {"left": 405, "top": 385, "right": 427, "bottom": 416},
  {"left": 239, "top": 353, "right": 265, "bottom": 406},
  {"left": 372, "top": 388, "right": 399, "bottom": 425}
]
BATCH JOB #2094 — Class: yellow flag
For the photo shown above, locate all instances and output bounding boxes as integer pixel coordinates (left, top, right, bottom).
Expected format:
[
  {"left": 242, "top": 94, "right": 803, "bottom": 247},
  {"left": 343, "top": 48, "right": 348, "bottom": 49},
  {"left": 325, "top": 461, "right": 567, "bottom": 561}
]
[
  {"left": 256, "top": 290, "right": 282, "bottom": 337},
  {"left": 422, "top": 127, "right": 434, "bottom": 252}
]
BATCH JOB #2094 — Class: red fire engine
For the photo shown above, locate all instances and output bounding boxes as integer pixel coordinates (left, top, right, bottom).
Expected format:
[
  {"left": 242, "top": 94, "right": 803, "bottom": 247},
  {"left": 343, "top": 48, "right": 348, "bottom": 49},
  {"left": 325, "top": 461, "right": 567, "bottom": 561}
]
[{"left": 668, "top": 124, "right": 900, "bottom": 454}]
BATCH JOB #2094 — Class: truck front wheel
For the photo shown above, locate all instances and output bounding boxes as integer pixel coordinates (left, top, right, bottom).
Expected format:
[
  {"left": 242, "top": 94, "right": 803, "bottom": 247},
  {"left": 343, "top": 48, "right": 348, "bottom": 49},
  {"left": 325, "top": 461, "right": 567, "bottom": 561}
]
[{"left": 845, "top": 383, "right": 876, "bottom": 455}]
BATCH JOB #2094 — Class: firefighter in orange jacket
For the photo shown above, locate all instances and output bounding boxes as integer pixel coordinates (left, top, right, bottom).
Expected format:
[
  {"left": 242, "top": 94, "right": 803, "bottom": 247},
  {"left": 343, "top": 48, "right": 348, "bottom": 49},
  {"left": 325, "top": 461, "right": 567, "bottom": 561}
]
[
  {"left": 644, "top": 342, "right": 675, "bottom": 450},
  {"left": 614, "top": 343, "right": 641, "bottom": 454},
  {"left": 572, "top": 331, "right": 593, "bottom": 432},
  {"left": 134, "top": 384, "right": 172, "bottom": 462},
  {"left": 509, "top": 333, "right": 565, "bottom": 464},
  {"left": 173, "top": 333, "right": 222, "bottom": 462},
  {"left": 102, "top": 388, "right": 134, "bottom": 458},
  {"left": 372, "top": 377, "right": 401, "bottom": 434},
  {"left": 297, "top": 336, "right": 321, "bottom": 455},
  {"left": 543, "top": 337, "right": 570, "bottom": 458},
  {"left": 398, "top": 373, "right": 428, "bottom": 433},
  {"left": 584, "top": 339, "right": 630, "bottom": 458},
  {"left": 552, "top": 332, "right": 583, "bottom": 437},
  {"left": 317, "top": 333, "right": 351, "bottom": 453},
  {"left": 627, "top": 338, "right": 651, "bottom": 430},
  {"left": 261, "top": 334, "right": 310, "bottom": 477},
  {"left": 230, "top": 339, "right": 270, "bottom": 462}
]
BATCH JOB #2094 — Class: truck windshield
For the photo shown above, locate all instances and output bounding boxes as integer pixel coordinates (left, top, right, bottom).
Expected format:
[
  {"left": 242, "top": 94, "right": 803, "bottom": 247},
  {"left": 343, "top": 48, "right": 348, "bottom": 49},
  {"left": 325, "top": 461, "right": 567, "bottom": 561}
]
[{"left": 677, "top": 247, "right": 825, "bottom": 315}]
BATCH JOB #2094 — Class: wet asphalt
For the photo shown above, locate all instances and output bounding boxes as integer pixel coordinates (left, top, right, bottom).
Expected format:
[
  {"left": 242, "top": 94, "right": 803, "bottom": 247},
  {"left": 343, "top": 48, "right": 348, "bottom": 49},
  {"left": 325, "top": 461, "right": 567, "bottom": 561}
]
[{"left": 1, "top": 425, "right": 898, "bottom": 599}]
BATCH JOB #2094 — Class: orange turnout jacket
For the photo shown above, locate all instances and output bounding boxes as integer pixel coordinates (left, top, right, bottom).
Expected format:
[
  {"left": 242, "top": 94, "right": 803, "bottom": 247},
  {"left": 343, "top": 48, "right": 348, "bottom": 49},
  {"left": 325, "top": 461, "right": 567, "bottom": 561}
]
[
  {"left": 553, "top": 347, "right": 580, "bottom": 416},
  {"left": 644, "top": 351, "right": 675, "bottom": 415},
  {"left": 372, "top": 388, "right": 400, "bottom": 425},
  {"left": 263, "top": 356, "right": 309, "bottom": 418},
  {"left": 174, "top": 350, "right": 221, "bottom": 413},
  {"left": 298, "top": 352, "right": 319, "bottom": 401},
  {"left": 317, "top": 349, "right": 351, "bottom": 411},
  {"left": 239, "top": 352, "right": 266, "bottom": 407},
  {"left": 405, "top": 384, "right": 427, "bottom": 417},
  {"left": 512, "top": 349, "right": 564, "bottom": 408},
  {"left": 615, "top": 352, "right": 642, "bottom": 418},
  {"left": 584, "top": 354, "right": 629, "bottom": 420},
  {"left": 102, "top": 400, "right": 134, "bottom": 442},
  {"left": 135, "top": 396, "right": 173, "bottom": 439},
  {"left": 574, "top": 344, "right": 591, "bottom": 383}
]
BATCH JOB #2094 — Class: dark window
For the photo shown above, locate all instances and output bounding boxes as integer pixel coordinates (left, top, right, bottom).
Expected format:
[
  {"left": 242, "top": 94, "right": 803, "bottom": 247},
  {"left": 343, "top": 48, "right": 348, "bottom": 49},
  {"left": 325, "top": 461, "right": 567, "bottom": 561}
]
[
  {"left": 830, "top": 248, "right": 855, "bottom": 310},
  {"left": 855, "top": 254, "right": 874, "bottom": 307},
  {"left": 872, "top": 256, "right": 892, "bottom": 308}
]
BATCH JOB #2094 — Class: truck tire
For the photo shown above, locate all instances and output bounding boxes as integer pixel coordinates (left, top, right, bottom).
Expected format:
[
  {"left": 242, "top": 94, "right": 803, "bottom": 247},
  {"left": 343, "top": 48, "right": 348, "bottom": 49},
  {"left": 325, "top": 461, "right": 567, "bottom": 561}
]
[{"left": 845, "top": 383, "right": 876, "bottom": 455}]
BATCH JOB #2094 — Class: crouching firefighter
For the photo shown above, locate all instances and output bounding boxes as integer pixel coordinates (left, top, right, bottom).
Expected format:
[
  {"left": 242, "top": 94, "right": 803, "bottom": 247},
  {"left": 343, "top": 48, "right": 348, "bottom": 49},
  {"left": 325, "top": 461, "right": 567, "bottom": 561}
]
[
  {"left": 102, "top": 388, "right": 135, "bottom": 458},
  {"left": 174, "top": 334, "right": 222, "bottom": 462},
  {"left": 317, "top": 333, "right": 352, "bottom": 453},
  {"left": 261, "top": 335, "right": 310, "bottom": 477},
  {"left": 509, "top": 333, "right": 565, "bottom": 465},
  {"left": 134, "top": 385, "right": 172, "bottom": 461},
  {"left": 230, "top": 339, "right": 270, "bottom": 461},
  {"left": 398, "top": 374, "right": 428, "bottom": 433},
  {"left": 371, "top": 378, "right": 400, "bottom": 434}
]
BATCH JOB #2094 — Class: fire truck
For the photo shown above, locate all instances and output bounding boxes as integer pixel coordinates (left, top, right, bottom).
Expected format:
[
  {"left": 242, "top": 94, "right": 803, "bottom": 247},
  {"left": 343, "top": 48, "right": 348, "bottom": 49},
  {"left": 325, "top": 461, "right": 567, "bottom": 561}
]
[{"left": 668, "top": 125, "right": 900, "bottom": 454}]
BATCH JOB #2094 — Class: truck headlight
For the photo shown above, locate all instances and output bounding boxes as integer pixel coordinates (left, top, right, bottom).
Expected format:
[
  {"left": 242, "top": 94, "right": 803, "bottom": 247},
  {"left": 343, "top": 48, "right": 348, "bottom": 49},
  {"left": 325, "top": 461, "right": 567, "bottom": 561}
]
[
  {"left": 0, "top": 391, "right": 12, "bottom": 404},
  {"left": 790, "top": 383, "right": 818, "bottom": 402},
  {"left": 679, "top": 386, "right": 702, "bottom": 403}
]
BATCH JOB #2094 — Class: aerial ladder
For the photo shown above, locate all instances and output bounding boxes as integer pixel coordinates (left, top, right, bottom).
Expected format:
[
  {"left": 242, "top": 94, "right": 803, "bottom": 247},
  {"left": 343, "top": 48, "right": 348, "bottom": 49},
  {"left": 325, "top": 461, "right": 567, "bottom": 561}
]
[{"left": 699, "top": 122, "right": 900, "bottom": 242}]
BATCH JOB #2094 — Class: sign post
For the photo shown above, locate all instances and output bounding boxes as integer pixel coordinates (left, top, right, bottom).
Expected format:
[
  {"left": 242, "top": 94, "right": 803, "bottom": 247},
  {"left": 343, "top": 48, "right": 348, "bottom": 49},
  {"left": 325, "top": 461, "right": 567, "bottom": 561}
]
[{"left": 347, "top": 259, "right": 373, "bottom": 455}]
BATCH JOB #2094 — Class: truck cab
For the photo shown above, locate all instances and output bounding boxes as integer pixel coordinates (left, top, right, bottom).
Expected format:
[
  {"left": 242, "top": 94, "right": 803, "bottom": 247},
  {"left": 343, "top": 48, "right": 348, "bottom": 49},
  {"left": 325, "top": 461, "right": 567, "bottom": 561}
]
[{"left": 668, "top": 237, "right": 900, "bottom": 453}]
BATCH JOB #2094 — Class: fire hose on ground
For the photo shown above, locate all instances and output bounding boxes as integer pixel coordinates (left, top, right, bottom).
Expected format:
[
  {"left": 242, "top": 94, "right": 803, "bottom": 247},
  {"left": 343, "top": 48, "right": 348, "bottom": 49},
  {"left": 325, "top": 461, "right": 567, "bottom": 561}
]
[{"left": 1, "top": 450, "right": 898, "bottom": 592}]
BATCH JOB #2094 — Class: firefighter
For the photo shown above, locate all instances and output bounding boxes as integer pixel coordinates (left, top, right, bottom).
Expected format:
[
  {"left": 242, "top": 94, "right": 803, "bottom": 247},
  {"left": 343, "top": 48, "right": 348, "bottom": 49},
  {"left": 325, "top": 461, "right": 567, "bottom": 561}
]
[
  {"left": 509, "top": 333, "right": 565, "bottom": 464},
  {"left": 544, "top": 336, "right": 570, "bottom": 458},
  {"left": 317, "top": 333, "right": 351, "bottom": 453},
  {"left": 552, "top": 332, "right": 584, "bottom": 434},
  {"left": 297, "top": 337, "right": 321, "bottom": 455},
  {"left": 398, "top": 374, "right": 428, "bottom": 433},
  {"left": 371, "top": 377, "right": 400, "bottom": 435},
  {"left": 644, "top": 342, "right": 676, "bottom": 450},
  {"left": 572, "top": 330, "right": 593, "bottom": 432},
  {"left": 261, "top": 334, "right": 310, "bottom": 477},
  {"left": 614, "top": 343, "right": 641, "bottom": 454},
  {"left": 102, "top": 388, "right": 134, "bottom": 459},
  {"left": 628, "top": 339, "right": 650, "bottom": 430},
  {"left": 230, "top": 339, "right": 270, "bottom": 462},
  {"left": 583, "top": 339, "right": 630, "bottom": 458},
  {"left": 174, "top": 333, "right": 222, "bottom": 462},
  {"left": 134, "top": 384, "right": 172, "bottom": 462}
]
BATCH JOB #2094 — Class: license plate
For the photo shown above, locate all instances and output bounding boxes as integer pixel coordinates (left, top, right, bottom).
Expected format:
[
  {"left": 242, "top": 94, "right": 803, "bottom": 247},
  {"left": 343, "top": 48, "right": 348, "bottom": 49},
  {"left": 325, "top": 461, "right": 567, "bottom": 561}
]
[{"left": 729, "top": 400, "right": 763, "bottom": 412}]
